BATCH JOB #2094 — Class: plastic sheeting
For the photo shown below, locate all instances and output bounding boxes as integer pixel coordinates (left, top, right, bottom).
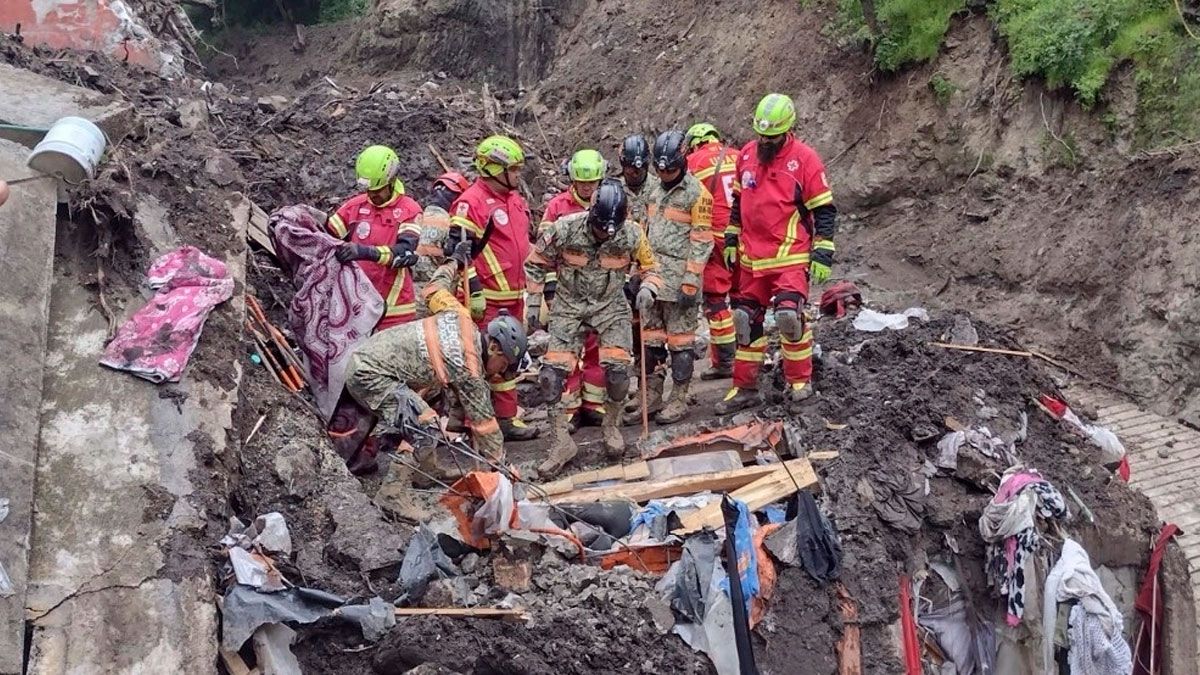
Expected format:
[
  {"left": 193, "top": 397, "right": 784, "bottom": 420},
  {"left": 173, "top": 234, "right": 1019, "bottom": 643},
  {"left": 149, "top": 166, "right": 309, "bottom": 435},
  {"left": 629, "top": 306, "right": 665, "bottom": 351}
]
[
  {"left": 765, "top": 491, "right": 841, "bottom": 583},
  {"left": 852, "top": 307, "right": 929, "bottom": 332},
  {"left": 396, "top": 524, "right": 460, "bottom": 605}
]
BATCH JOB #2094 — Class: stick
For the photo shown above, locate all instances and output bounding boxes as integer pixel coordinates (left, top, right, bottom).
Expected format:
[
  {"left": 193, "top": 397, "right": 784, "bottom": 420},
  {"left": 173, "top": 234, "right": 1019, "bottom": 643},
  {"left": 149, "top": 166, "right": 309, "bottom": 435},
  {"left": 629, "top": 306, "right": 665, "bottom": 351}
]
[
  {"left": 391, "top": 607, "right": 528, "bottom": 620},
  {"left": 244, "top": 413, "right": 268, "bottom": 445},
  {"left": 638, "top": 309, "right": 649, "bottom": 439},
  {"left": 930, "top": 342, "right": 1137, "bottom": 396},
  {"left": 929, "top": 342, "right": 1033, "bottom": 357},
  {"left": 427, "top": 143, "right": 451, "bottom": 173}
]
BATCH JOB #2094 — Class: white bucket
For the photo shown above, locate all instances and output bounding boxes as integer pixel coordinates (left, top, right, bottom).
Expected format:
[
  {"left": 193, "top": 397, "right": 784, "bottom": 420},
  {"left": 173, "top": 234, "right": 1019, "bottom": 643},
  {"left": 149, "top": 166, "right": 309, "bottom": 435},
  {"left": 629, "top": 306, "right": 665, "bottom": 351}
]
[{"left": 26, "top": 116, "right": 107, "bottom": 184}]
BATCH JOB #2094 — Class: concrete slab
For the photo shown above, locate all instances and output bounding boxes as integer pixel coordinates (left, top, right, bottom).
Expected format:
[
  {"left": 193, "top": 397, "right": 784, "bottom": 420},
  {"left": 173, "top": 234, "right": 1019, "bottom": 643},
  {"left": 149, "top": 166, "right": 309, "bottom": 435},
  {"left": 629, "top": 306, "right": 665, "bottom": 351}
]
[
  {"left": 23, "top": 211, "right": 246, "bottom": 672},
  {"left": 0, "top": 63, "right": 134, "bottom": 147},
  {"left": 0, "top": 139, "right": 58, "bottom": 674}
]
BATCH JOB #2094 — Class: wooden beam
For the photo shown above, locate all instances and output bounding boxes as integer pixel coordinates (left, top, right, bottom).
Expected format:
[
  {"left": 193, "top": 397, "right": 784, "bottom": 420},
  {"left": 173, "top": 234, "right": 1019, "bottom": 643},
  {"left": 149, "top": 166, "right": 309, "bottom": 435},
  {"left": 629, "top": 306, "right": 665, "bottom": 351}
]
[
  {"left": 545, "top": 459, "right": 811, "bottom": 505},
  {"left": 393, "top": 607, "right": 528, "bottom": 621},
  {"left": 807, "top": 450, "right": 840, "bottom": 461},
  {"left": 673, "top": 459, "right": 819, "bottom": 534},
  {"left": 536, "top": 461, "right": 649, "bottom": 496},
  {"left": 220, "top": 649, "right": 252, "bottom": 675}
]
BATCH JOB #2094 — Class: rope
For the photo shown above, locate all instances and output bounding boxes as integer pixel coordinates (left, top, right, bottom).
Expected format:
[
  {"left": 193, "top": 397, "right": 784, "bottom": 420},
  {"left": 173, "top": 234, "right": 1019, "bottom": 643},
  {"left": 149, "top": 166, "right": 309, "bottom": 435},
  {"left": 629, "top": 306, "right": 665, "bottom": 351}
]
[{"left": 1176, "top": 0, "right": 1200, "bottom": 41}]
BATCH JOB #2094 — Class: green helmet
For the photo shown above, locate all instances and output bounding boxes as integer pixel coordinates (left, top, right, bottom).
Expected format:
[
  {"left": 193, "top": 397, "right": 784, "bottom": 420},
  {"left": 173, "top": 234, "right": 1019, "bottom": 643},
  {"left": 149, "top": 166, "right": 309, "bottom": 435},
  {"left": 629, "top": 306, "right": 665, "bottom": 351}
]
[
  {"left": 474, "top": 135, "right": 525, "bottom": 178},
  {"left": 355, "top": 145, "right": 401, "bottom": 191},
  {"left": 685, "top": 123, "right": 721, "bottom": 148},
  {"left": 752, "top": 93, "right": 796, "bottom": 137},
  {"left": 567, "top": 149, "right": 605, "bottom": 182}
]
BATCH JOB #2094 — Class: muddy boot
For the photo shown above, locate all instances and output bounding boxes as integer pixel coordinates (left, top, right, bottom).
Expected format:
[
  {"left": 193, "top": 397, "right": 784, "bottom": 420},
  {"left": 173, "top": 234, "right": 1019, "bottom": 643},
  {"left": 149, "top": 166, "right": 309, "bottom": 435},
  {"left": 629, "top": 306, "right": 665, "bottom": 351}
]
[
  {"left": 701, "top": 343, "right": 736, "bottom": 381},
  {"left": 373, "top": 459, "right": 429, "bottom": 522},
  {"left": 714, "top": 387, "right": 761, "bottom": 415},
  {"left": 655, "top": 380, "right": 691, "bottom": 425},
  {"left": 501, "top": 417, "right": 541, "bottom": 441},
  {"left": 623, "top": 373, "right": 664, "bottom": 425},
  {"left": 786, "top": 382, "right": 815, "bottom": 413},
  {"left": 538, "top": 413, "right": 578, "bottom": 476},
  {"left": 601, "top": 406, "right": 626, "bottom": 458}
]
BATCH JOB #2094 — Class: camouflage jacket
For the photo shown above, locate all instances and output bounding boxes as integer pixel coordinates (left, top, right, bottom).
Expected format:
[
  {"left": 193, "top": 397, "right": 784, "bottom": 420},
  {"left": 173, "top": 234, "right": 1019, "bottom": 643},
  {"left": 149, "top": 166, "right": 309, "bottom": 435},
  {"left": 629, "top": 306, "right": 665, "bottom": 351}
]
[
  {"left": 644, "top": 172, "right": 714, "bottom": 301},
  {"left": 525, "top": 212, "right": 661, "bottom": 316},
  {"left": 353, "top": 263, "right": 502, "bottom": 458},
  {"left": 621, "top": 172, "right": 660, "bottom": 227}
]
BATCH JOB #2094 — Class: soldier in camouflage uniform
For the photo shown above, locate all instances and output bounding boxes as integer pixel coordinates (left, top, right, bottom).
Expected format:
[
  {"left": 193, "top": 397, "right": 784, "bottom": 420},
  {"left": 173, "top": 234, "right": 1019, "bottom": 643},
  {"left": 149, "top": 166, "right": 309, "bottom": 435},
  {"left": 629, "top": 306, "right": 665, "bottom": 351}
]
[
  {"left": 344, "top": 241, "right": 528, "bottom": 474},
  {"left": 526, "top": 179, "right": 662, "bottom": 475},
  {"left": 617, "top": 135, "right": 659, "bottom": 365},
  {"left": 625, "top": 130, "right": 714, "bottom": 426}
]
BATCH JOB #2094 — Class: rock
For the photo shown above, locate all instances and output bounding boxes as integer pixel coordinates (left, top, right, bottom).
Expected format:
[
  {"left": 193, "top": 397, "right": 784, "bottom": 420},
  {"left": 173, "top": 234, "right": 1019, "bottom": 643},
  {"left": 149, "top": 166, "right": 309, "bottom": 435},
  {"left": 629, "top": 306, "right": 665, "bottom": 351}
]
[
  {"left": 257, "top": 95, "right": 290, "bottom": 113},
  {"left": 404, "top": 664, "right": 461, "bottom": 675},
  {"left": 176, "top": 100, "right": 209, "bottom": 130},
  {"left": 202, "top": 153, "right": 241, "bottom": 187},
  {"left": 1158, "top": 448, "right": 1171, "bottom": 459},
  {"left": 327, "top": 489, "right": 410, "bottom": 571},
  {"left": 253, "top": 512, "right": 292, "bottom": 555},
  {"left": 460, "top": 553, "right": 480, "bottom": 574},
  {"left": 643, "top": 596, "right": 675, "bottom": 634},
  {"left": 423, "top": 577, "right": 473, "bottom": 608},
  {"left": 947, "top": 315, "right": 979, "bottom": 345},
  {"left": 492, "top": 553, "right": 532, "bottom": 592},
  {"left": 133, "top": 194, "right": 179, "bottom": 256},
  {"left": 418, "top": 81, "right": 440, "bottom": 95},
  {"left": 273, "top": 441, "right": 318, "bottom": 498}
]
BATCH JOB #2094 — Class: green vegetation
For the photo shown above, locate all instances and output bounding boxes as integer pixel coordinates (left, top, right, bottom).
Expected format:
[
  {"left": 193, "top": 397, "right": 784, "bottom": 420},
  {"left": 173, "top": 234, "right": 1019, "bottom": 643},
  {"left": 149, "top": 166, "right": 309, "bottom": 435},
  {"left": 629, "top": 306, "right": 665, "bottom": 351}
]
[
  {"left": 206, "top": 0, "right": 364, "bottom": 28},
  {"left": 929, "top": 73, "right": 959, "bottom": 105},
  {"left": 318, "top": 0, "right": 368, "bottom": 23},
  {"left": 835, "top": 0, "right": 967, "bottom": 71},
  {"left": 833, "top": 0, "right": 1200, "bottom": 147}
]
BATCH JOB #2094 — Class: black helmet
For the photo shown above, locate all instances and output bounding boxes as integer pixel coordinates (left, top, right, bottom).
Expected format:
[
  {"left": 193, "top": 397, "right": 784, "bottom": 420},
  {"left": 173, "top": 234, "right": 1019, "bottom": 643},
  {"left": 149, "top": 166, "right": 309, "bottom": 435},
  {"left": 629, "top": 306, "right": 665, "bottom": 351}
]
[
  {"left": 619, "top": 135, "right": 650, "bottom": 169},
  {"left": 653, "top": 130, "right": 688, "bottom": 172},
  {"left": 486, "top": 310, "right": 527, "bottom": 370},
  {"left": 588, "top": 179, "right": 628, "bottom": 237}
]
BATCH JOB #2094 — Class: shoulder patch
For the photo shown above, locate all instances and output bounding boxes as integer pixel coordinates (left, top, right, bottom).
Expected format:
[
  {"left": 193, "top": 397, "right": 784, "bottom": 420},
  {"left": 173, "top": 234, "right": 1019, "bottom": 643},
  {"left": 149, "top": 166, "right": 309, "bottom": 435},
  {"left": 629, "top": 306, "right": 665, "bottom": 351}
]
[
  {"left": 787, "top": 159, "right": 800, "bottom": 172},
  {"left": 494, "top": 209, "right": 509, "bottom": 226},
  {"left": 455, "top": 202, "right": 471, "bottom": 216}
]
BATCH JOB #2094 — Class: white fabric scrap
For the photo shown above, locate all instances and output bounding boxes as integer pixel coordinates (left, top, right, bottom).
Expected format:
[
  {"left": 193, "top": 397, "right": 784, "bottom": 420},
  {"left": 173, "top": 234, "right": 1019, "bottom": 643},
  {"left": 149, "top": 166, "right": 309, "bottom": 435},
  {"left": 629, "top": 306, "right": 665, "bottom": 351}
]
[
  {"left": 853, "top": 307, "right": 929, "bottom": 332},
  {"left": 1042, "top": 538, "right": 1130, "bottom": 675}
]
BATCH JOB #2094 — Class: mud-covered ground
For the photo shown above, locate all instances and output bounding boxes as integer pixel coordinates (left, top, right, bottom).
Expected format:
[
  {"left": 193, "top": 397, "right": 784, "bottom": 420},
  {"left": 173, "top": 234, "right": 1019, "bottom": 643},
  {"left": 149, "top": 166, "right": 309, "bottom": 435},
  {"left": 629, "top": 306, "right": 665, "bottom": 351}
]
[{"left": 2, "top": 17, "right": 1183, "bottom": 675}]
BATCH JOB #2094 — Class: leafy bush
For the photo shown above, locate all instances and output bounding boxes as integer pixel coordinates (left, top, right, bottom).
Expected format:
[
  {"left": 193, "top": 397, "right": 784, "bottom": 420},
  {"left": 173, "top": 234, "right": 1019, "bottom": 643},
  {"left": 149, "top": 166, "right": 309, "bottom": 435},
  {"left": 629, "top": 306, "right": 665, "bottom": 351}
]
[
  {"left": 929, "top": 72, "right": 959, "bottom": 104},
  {"left": 836, "top": 0, "right": 967, "bottom": 71}
]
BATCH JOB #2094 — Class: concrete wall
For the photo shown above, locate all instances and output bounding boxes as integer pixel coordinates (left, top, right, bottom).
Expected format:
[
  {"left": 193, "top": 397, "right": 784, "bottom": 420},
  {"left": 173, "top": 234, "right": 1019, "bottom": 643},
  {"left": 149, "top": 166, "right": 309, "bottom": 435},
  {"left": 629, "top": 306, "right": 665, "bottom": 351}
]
[{"left": 0, "top": 0, "right": 181, "bottom": 77}]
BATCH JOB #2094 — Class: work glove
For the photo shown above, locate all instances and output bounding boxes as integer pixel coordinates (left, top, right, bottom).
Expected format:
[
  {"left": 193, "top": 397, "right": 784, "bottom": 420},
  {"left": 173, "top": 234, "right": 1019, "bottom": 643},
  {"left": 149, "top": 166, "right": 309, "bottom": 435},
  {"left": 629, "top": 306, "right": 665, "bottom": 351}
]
[
  {"left": 624, "top": 274, "right": 642, "bottom": 306},
  {"left": 723, "top": 232, "right": 739, "bottom": 269},
  {"left": 526, "top": 300, "right": 544, "bottom": 333},
  {"left": 391, "top": 386, "right": 434, "bottom": 436},
  {"left": 388, "top": 239, "right": 418, "bottom": 269},
  {"left": 810, "top": 249, "right": 834, "bottom": 284},
  {"left": 635, "top": 285, "right": 656, "bottom": 314},
  {"left": 450, "top": 240, "right": 473, "bottom": 270},
  {"left": 677, "top": 286, "right": 700, "bottom": 308},
  {"left": 335, "top": 243, "right": 379, "bottom": 263}
]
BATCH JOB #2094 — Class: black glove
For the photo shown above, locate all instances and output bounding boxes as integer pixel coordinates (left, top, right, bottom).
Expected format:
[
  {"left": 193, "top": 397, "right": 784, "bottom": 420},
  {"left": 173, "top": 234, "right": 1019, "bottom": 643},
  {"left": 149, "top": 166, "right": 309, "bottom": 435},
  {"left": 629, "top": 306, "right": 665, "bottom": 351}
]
[
  {"left": 335, "top": 243, "right": 379, "bottom": 263},
  {"left": 811, "top": 248, "right": 834, "bottom": 268},
  {"left": 451, "top": 239, "right": 473, "bottom": 270},
  {"left": 624, "top": 274, "right": 642, "bottom": 306},
  {"left": 677, "top": 288, "right": 700, "bottom": 308},
  {"left": 388, "top": 239, "right": 418, "bottom": 269}
]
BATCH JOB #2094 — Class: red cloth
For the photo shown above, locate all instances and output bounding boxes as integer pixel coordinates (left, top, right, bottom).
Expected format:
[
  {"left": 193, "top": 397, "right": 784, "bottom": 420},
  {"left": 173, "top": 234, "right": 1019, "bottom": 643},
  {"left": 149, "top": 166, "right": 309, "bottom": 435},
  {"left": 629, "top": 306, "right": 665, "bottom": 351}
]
[
  {"left": 1133, "top": 523, "right": 1181, "bottom": 675},
  {"left": 687, "top": 141, "right": 737, "bottom": 232},
  {"left": 450, "top": 179, "right": 532, "bottom": 301},
  {"left": 734, "top": 135, "right": 831, "bottom": 274},
  {"left": 899, "top": 575, "right": 921, "bottom": 675},
  {"left": 100, "top": 246, "right": 234, "bottom": 383},
  {"left": 564, "top": 332, "right": 605, "bottom": 414},
  {"left": 328, "top": 192, "right": 422, "bottom": 330},
  {"left": 819, "top": 280, "right": 863, "bottom": 318}
]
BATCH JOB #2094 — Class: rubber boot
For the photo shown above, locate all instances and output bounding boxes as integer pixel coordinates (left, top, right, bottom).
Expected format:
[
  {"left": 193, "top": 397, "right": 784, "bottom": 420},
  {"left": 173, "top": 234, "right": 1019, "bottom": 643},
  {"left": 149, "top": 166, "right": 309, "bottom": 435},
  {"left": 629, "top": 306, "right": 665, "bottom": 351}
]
[
  {"left": 501, "top": 417, "right": 541, "bottom": 441},
  {"left": 655, "top": 380, "right": 690, "bottom": 424},
  {"left": 373, "top": 459, "right": 429, "bottom": 522},
  {"left": 538, "top": 412, "right": 578, "bottom": 476},
  {"left": 714, "top": 387, "right": 760, "bottom": 415},
  {"left": 786, "top": 381, "right": 815, "bottom": 414},
  {"left": 601, "top": 404, "right": 625, "bottom": 458},
  {"left": 623, "top": 373, "right": 664, "bottom": 425},
  {"left": 701, "top": 343, "right": 736, "bottom": 380}
]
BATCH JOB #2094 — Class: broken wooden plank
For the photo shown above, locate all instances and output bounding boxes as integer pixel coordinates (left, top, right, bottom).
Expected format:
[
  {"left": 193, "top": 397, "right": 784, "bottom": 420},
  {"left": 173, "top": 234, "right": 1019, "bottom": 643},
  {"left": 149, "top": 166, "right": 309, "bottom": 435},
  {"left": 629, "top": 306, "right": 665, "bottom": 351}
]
[
  {"left": 546, "top": 459, "right": 810, "bottom": 505},
  {"left": 673, "top": 459, "right": 819, "bottom": 534},
  {"left": 807, "top": 450, "right": 840, "bottom": 461},
  {"left": 537, "top": 461, "right": 650, "bottom": 496},
  {"left": 647, "top": 450, "right": 743, "bottom": 481},
  {"left": 227, "top": 192, "right": 276, "bottom": 256},
  {"left": 639, "top": 417, "right": 784, "bottom": 460},
  {"left": 393, "top": 607, "right": 528, "bottom": 621},
  {"left": 220, "top": 649, "right": 253, "bottom": 675}
]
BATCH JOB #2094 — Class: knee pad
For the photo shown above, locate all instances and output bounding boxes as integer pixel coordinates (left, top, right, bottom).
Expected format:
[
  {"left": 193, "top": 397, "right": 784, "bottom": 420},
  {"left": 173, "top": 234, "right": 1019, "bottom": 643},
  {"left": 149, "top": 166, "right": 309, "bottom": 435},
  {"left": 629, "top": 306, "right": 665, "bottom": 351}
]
[
  {"left": 604, "top": 364, "right": 631, "bottom": 402},
  {"left": 774, "top": 308, "right": 805, "bottom": 341},
  {"left": 732, "top": 308, "right": 753, "bottom": 346},
  {"left": 646, "top": 346, "right": 669, "bottom": 371},
  {"left": 669, "top": 349, "right": 695, "bottom": 384},
  {"left": 538, "top": 365, "right": 568, "bottom": 405}
]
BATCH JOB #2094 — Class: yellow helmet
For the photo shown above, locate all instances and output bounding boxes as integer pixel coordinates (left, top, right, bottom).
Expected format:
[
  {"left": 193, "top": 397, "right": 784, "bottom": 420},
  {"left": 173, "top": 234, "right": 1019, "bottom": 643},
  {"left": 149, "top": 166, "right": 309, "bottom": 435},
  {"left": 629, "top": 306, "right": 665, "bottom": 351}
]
[
  {"left": 355, "top": 145, "right": 402, "bottom": 192},
  {"left": 474, "top": 135, "right": 525, "bottom": 178},
  {"left": 567, "top": 149, "right": 606, "bottom": 182},
  {"left": 685, "top": 123, "right": 721, "bottom": 148},
  {"left": 752, "top": 93, "right": 796, "bottom": 136}
]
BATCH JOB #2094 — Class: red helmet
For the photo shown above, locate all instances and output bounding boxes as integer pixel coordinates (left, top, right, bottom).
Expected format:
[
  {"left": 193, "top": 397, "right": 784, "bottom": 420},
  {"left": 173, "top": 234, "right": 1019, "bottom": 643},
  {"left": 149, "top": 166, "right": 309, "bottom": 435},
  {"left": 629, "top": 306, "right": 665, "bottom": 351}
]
[{"left": 434, "top": 171, "right": 470, "bottom": 195}]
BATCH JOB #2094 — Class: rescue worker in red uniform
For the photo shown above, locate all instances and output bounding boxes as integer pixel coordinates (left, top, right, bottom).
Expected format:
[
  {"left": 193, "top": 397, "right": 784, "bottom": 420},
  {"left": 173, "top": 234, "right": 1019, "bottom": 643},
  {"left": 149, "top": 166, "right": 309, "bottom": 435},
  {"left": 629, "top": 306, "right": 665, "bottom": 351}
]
[
  {"left": 716, "top": 93, "right": 837, "bottom": 415},
  {"left": 446, "top": 135, "right": 540, "bottom": 441},
  {"left": 328, "top": 145, "right": 423, "bottom": 331},
  {"left": 536, "top": 149, "right": 609, "bottom": 429},
  {"left": 685, "top": 123, "right": 739, "bottom": 379}
]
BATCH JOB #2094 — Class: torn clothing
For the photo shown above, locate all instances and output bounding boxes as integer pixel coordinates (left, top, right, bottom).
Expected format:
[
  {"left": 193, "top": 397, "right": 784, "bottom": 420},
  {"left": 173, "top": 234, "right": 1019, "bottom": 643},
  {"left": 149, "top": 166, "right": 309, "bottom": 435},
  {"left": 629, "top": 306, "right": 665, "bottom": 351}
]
[
  {"left": 979, "top": 468, "right": 1069, "bottom": 626},
  {"left": 344, "top": 263, "right": 503, "bottom": 461},
  {"left": 1044, "top": 538, "right": 1131, "bottom": 675}
]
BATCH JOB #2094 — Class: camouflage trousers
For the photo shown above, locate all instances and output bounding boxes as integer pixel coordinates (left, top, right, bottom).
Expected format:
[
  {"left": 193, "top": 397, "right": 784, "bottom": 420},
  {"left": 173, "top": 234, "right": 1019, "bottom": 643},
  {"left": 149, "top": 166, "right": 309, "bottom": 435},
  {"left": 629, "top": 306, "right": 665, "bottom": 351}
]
[{"left": 640, "top": 300, "right": 700, "bottom": 350}]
